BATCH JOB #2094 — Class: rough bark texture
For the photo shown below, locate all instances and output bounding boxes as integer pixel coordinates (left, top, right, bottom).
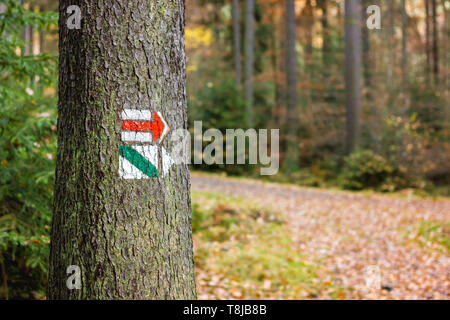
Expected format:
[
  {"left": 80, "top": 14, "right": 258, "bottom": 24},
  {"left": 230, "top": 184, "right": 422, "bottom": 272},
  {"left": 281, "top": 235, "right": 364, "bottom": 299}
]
[
  {"left": 344, "top": 0, "right": 361, "bottom": 154},
  {"left": 233, "top": 0, "right": 241, "bottom": 87},
  {"left": 283, "top": 0, "right": 299, "bottom": 171},
  {"left": 244, "top": 0, "right": 254, "bottom": 126},
  {"left": 48, "top": 0, "right": 196, "bottom": 299}
]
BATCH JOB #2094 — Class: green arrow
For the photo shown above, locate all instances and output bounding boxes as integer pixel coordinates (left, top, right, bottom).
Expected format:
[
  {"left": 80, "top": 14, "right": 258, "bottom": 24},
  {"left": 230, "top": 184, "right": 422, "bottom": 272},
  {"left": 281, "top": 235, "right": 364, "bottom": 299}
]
[{"left": 119, "top": 145, "right": 158, "bottom": 178}]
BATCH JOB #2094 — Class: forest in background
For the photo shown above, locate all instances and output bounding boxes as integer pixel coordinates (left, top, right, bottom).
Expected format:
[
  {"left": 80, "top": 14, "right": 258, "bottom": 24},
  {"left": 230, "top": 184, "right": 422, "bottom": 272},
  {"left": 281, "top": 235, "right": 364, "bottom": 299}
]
[{"left": 0, "top": 0, "right": 448, "bottom": 299}]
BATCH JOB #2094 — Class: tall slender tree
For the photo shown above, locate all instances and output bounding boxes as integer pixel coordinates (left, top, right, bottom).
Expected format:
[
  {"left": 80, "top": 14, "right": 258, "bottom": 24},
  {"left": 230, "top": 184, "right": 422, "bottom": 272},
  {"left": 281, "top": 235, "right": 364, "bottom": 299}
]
[
  {"left": 269, "top": 2, "right": 284, "bottom": 129},
  {"left": 283, "top": 0, "right": 299, "bottom": 171},
  {"left": 233, "top": 0, "right": 242, "bottom": 87},
  {"left": 401, "top": 0, "right": 408, "bottom": 112},
  {"left": 443, "top": 0, "right": 449, "bottom": 89},
  {"left": 245, "top": 0, "right": 255, "bottom": 126},
  {"left": 345, "top": 0, "right": 362, "bottom": 154},
  {"left": 431, "top": 0, "right": 439, "bottom": 83},
  {"left": 387, "top": 0, "right": 395, "bottom": 95},
  {"left": 317, "top": 0, "right": 330, "bottom": 67},
  {"left": 425, "top": 0, "right": 431, "bottom": 81},
  {"left": 48, "top": 0, "right": 196, "bottom": 299},
  {"left": 361, "top": 0, "right": 371, "bottom": 88}
]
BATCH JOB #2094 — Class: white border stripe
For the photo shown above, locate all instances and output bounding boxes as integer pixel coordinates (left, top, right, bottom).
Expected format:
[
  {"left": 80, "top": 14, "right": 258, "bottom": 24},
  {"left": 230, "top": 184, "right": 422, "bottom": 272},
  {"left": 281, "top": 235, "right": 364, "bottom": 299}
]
[
  {"left": 121, "top": 109, "right": 152, "bottom": 121},
  {"left": 156, "top": 111, "right": 170, "bottom": 143},
  {"left": 121, "top": 132, "right": 153, "bottom": 143}
]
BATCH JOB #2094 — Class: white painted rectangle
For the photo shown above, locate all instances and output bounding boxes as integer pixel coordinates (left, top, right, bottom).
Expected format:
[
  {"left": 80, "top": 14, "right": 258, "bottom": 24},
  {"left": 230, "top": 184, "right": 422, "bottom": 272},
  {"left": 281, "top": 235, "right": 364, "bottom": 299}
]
[
  {"left": 121, "top": 131, "right": 153, "bottom": 143},
  {"left": 121, "top": 109, "right": 153, "bottom": 121}
]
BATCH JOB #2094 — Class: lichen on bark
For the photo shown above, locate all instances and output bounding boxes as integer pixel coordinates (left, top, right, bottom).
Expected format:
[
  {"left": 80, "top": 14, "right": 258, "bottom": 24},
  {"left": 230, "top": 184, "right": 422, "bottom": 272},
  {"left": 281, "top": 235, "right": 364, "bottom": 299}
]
[{"left": 47, "top": 0, "right": 196, "bottom": 299}]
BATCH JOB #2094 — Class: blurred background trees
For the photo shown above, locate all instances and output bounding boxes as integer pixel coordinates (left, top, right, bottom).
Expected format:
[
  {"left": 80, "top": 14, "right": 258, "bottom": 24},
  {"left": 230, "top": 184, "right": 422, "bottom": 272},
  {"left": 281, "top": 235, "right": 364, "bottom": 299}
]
[
  {"left": 0, "top": 0, "right": 449, "bottom": 299},
  {"left": 187, "top": 0, "right": 449, "bottom": 192}
]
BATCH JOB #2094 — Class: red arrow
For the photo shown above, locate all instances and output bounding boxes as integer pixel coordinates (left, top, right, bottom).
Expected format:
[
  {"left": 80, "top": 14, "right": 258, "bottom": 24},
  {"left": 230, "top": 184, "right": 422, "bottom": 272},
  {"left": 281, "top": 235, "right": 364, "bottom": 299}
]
[{"left": 122, "top": 112, "right": 165, "bottom": 141}]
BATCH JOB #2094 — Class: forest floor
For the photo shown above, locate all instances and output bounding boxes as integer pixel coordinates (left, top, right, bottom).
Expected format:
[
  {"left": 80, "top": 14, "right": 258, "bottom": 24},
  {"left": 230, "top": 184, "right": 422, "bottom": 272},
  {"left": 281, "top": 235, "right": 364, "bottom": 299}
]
[{"left": 191, "top": 173, "right": 450, "bottom": 300}]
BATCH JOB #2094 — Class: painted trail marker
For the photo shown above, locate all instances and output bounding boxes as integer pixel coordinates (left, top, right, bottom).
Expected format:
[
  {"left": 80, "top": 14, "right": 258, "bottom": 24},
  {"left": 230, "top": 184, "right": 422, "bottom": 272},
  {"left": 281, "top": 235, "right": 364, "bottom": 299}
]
[
  {"left": 121, "top": 109, "right": 169, "bottom": 144},
  {"left": 119, "top": 109, "right": 173, "bottom": 179}
]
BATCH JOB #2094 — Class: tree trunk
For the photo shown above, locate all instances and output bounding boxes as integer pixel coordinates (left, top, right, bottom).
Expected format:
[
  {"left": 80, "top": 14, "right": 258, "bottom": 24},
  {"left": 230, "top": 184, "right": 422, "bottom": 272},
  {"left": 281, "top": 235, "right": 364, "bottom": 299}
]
[
  {"left": 401, "top": 0, "right": 408, "bottom": 112},
  {"left": 387, "top": 0, "right": 395, "bottom": 95},
  {"left": 432, "top": 0, "right": 439, "bottom": 84},
  {"left": 304, "top": 0, "right": 313, "bottom": 72},
  {"left": 317, "top": 0, "right": 329, "bottom": 67},
  {"left": 443, "top": 0, "right": 449, "bottom": 90},
  {"left": 361, "top": 0, "right": 371, "bottom": 88},
  {"left": 425, "top": 0, "right": 431, "bottom": 82},
  {"left": 21, "top": 1, "right": 33, "bottom": 56},
  {"left": 269, "top": 3, "right": 284, "bottom": 129},
  {"left": 244, "top": 0, "right": 255, "bottom": 126},
  {"left": 283, "top": 0, "right": 299, "bottom": 171},
  {"left": 48, "top": 0, "right": 196, "bottom": 300},
  {"left": 344, "top": 0, "right": 361, "bottom": 154},
  {"left": 233, "top": 0, "right": 242, "bottom": 87}
]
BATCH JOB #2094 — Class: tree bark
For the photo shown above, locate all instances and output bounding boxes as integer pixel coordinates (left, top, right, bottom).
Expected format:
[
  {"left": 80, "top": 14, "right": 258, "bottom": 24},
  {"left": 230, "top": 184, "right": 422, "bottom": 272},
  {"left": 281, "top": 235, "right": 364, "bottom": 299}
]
[
  {"left": 387, "top": 0, "right": 395, "bottom": 94},
  {"left": 401, "top": 0, "right": 408, "bottom": 112},
  {"left": 317, "top": 0, "right": 329, "bottom": 67},
  {"left": 269, "top": 3, "right": 283, "bottom": 129},
  {"left": 21, "top": 1, "right": 33, "bottom": 56},
  {"left": 48, "top": 0, "right": 196, "bottom": 299},
  {"left": 283, "top": 0, "right": 299, "bottom": 171},
  {"left": 443, "top": 0, "right": 449, "bottom": 90},
  {"left": 361, "top": 0, "right": 371, "bottom": 88},
  {"left": 233, "top": 0, "right": 242, "bottom": 87},
  {"left": 244, "top": 0, "right": 255, "bottom": 126},
  {"left": 431, "top": 0, "right": 439, "bottom": 84},
  {"left": 344, "top": 0, "right": 361, "bottom": 154},
  {"left": 425, "top": 0, "right": 431, "bottom": 82}
]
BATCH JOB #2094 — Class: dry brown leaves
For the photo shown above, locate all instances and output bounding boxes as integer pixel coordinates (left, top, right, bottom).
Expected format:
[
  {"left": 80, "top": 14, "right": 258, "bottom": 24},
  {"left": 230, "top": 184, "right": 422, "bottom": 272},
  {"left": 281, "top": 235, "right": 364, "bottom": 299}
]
[{"left": 191, "top": 173, "right": 450, "bottom": 300}]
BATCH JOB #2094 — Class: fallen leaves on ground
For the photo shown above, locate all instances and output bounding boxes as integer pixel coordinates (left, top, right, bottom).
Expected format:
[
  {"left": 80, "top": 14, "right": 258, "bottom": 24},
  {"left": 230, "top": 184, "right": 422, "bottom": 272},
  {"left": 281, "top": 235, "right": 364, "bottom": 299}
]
[{"left": 191, "top": 174, "right": 450, "bottom": 300}]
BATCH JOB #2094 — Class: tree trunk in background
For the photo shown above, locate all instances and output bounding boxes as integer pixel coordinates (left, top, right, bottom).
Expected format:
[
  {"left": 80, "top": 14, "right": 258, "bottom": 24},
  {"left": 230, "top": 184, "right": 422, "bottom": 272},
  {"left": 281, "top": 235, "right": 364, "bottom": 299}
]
[
  {"left": 387, "top": 0, "right": 395, "bottom": 96},
  {"left": 344, "top": 0, "right": 361, "bottom": 154},
  {"left": 233, "top": 0, "right": 242, "bottom": 87},
  {"left": 304, "top": 0, "right": 313, "bottom": 74},
  {"left": 431, "top": 0, "right": 439, "bottom": 84},
  {"left": 361, "top": 0, "right": 371, "bottom": 88},
  {"left": 48, "top": 0, "right": 196, "bottom": 299},
  {"left": 245, "top": 0, "right": 255, "bottom": 126},
  {"left": 425, "top": 0, "right": 431, "bottom": 82},
  {"left": 317, "top": 0, "right": 329, "bottom": 68},
  {"left": 283, "top": 0, "right": 299, "bottom": 171},
  {"left": 270, "top": 3, "right": 284, "bottom": 129},
  {"left": 21, "top": 1, "right": 32, "bottom": 56},
  {"left": 443, "top": 0, "right": 449, "bottom": 90},
  {"left": 401, "top": 0, "right": 408, "bottom": 113}
]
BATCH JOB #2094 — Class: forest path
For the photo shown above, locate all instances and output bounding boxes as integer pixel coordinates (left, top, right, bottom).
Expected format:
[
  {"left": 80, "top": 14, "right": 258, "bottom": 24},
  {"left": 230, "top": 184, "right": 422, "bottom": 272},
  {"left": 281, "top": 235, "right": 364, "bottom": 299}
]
[{"left": 191, "top": 173, "right": 450, "bottom": 299}]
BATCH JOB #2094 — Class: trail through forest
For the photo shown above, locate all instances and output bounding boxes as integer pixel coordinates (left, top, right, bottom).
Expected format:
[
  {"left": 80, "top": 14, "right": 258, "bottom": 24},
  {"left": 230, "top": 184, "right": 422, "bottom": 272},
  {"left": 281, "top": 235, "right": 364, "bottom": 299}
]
[{"left": 191, "top": 174, "right": 450, "bottom": 299}]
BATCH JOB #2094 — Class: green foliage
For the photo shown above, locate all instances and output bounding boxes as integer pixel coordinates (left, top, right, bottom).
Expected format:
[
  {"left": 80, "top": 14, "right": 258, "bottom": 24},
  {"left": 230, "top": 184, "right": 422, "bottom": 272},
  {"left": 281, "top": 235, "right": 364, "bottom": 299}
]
[
  {"left": 189, "top": 75, "right": 258, "bottom": 176},
  {"left": 0, "top": 0, "right": 57, "bottom": 299},
  {"left": 339, "top": 149, "right": 408, "bottom": 192},
  {"left": 416, "top": 221, "right": 450, "bottom": 252},
  {"left": 189, "top": 75, "right": 246, "bottom": 131}
]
